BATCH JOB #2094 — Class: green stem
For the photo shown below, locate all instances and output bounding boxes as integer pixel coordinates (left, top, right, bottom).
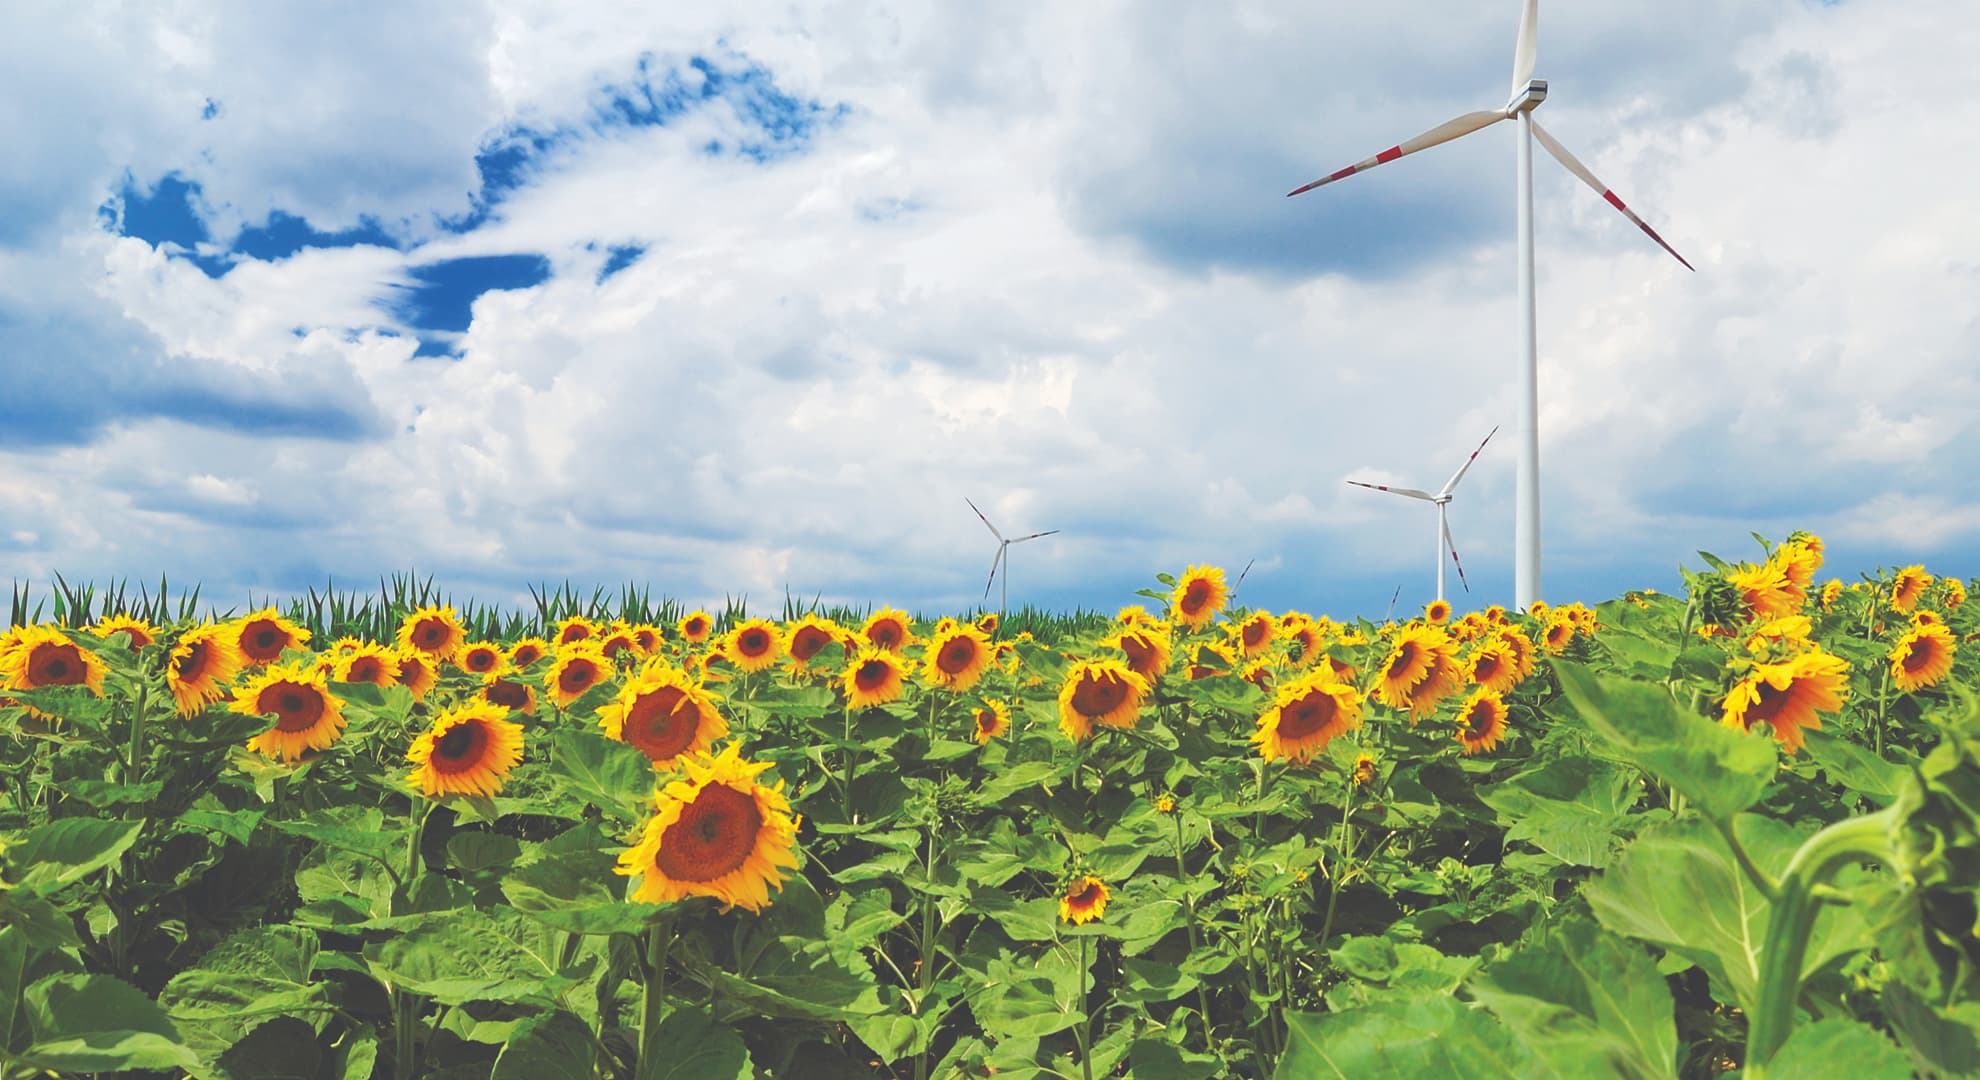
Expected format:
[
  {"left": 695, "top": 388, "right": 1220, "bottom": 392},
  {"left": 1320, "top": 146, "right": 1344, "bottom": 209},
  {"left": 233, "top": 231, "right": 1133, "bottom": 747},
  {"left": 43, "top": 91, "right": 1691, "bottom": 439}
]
[
  {"left": 1172, "top": 811, "right": 1216, "bottom": 1051},
  {"left": 1712, "top": 818, "right": 1779, "bottom": 901},
  {"left": 393, "top": 989, "right": 420, "bottom": 1080},
  {"left": 637, "top": 918, "right": 676, "bottom": 1080},
  {"left": 841, "top": 703, "right": 858, "bottom": 825},
  {"left": 1873, "top": 662, "right": 1892, "bottom": 759},
  {"left": 124, "top": 678, "right": 152, "bottom": 786},
  {"left": 914, "top": 822, "right": 939, "bottom": 1080},
  {"left": 1074, "top": 934, "right": 1094, "bottom": 1080},
  {"left": 405, "top": 797, "right": 434, "bottom": 888},
  {"left": 1315, "top": 791, "right": 1357, "bottom": 953},
  {"left": 1744, "top": 809, "right": 1900, "bottom": 1074}
]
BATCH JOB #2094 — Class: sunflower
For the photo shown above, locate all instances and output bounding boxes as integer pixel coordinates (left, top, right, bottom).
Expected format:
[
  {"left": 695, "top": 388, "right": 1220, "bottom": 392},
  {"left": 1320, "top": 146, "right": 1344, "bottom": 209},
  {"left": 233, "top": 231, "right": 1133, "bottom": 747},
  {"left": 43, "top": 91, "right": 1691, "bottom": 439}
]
[
  {"left": 326, "top": 636, "right": 365, "bottom": 656},
  {"left": 615, "top": 744, "right": 800, "bottom": 913},
  {"left": 1059, "top": 875, "right": 1111, "bottom": 925},
  {"left": 599, "top": 664, "right": 729, "bottom": 765},
  {"left": 1540, "top": 616, "right": 1576, "bottom": 654},
  {"left": 1744, "top": 616, "right": 1812, "bottom": 655},
  {"left": 1104, "top": 624, "right": 1172, "bottom": 681},
  {"left": 1235, "top": 612, "right": 1275, "bottom": 658},
  {"left": 1944, "top": 578, "right": 1967, "bottom": 610},
  {"left": 1351, "top": 753, "right": 1379, "bottom": 787},
  {"left": 0, "top": 626, "right": 109, "bottom": 695},
  {"left": 1155, "top": 793, "right": 1177, "bottom": 814},
  {"left": 631, "top": 625, "right": 664, "bottom": 655},
  {"left": 234, "top": 664, "right": 346, "bottom": 762},
  {"left": 334, "top": 643, "right": 401, "bottom": 688},
  {"left": 975, "top": 612, "right": 1000, "bottom": 635},
  {"left": 389, "top": 649, "right": 436, "bottom": 699},
  {"left": 1819, "top": 580, "right": 1845, "bottom": 612},
  {"left": 480, "top": 674, "right": 538, "bottom": 715},
  {"left": 91, "top": 614, "right": 158, "bottom": 652},
  {"left": 1057, "top": 659, "right": 1148, "bottom": 742},
  {"left": 546, "top": 645, "right": 613, "bottom": 708},
  {"left": 1424, "top": 599, "right": 1452, "bottom": 625},
  {"left": 861, "top": 608, "right": 914, "bottom": 653},
  {"left": 1116, "top": 605, "right": 1150, "bottom": 626},
  {"left": 1497, "top": 629, "right": 1538, "bottom": 682},
  {"left": 1466, "top": 640, "right": 1521, "bottom": 695},
  {"left": 1170, "top": 565, "right": 1229, "bottom": 632},
  {"left": 678, "top": 611, "right": 715, "bottom": 646},
  {"left": 1890, "top": 566, "right": 1932, "bottom": 613},
  {"left": 163, "top": 623, "right": 245, "bottom": 717},
  {"left": 1453, "top": 689, "right": 1509, "bottom": 755},
  {"left": 972, "top": 700, "right": 1011, "bottom": 744},
  {"left": 1889, "top": 624, "right": 1956, "bottom": 693},
  {"left": 406, "top": 700, "right": 524, "bottom": 798},
  {"left": 1728, "top": 562, "right": 1800, "bottom": 622},
  {"left": 1373, "top": 625, "right": 1444, "bottom": 710},
  {"left": 722, "top": 618, "right": 784, "bottom": 674},
  {"left": 1284, "top": 621, "right": 1325, "bottom": 668},
  {"left": 1777, "top": 537, "right": 1823, "bottom": 591},
  {"left": 396, "top": 606, "right": 465, "bottom": 662},
  {"left": 1404, "top": 647, "right": 1466, "bottom": 721},
  {"left": 925, "top": 625, "right": 993, "bottom": 692},
  {"left": 843, "top": 648, "right": 908, "bottom": 708},
  {"left": 1253, "top": 673, "right": 1363, "bottom": 764},
  {"left": 234, "top": 608, "right": 311, "bottom": 667},
  {"left": 508, "top": 637, "right": 550, "bottom": 669},
  {"left": 554, "top": 616, "right": 600, "bottom": 647},
  {"left": 456, "top": 641, "right": 508, "bottom": 676},
  {"left": 1241, "top": 661, "right": 1275, "bottom": 693},
  {"left": 1721, "top": 651, "right": 1849, "bottom": 753},
  {"left": 599, "top": 627, "right": 642, "bottom": 663},
  {"left": 1914, "top": 610, "right": 1945, "bottom": 627},
  {"left": 784, "top": 615, "right": 842, "bottom": 670}
]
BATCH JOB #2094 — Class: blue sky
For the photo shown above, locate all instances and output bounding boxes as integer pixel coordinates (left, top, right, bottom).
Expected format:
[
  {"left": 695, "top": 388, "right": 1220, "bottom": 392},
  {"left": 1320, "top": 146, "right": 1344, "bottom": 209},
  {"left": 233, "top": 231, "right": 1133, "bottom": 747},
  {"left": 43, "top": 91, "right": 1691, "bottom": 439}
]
[{"left": 2, "top": 1, "right": 1978, "bottom": 622}]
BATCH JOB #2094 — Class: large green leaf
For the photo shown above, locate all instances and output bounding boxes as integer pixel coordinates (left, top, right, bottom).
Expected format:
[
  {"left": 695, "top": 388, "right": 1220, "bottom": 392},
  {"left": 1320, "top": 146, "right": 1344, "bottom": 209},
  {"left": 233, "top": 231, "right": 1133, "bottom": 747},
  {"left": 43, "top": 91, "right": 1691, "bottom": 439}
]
[
  {"left": 267, "top": 806, "right": 402, "bottom": 861},
  {"left": 18, "top": 972, "right": 200, "bottom": 1073},
  {"left": 501, "top": 844, "right": 658, "bottom": 936},
  {"left": 1763, "top": 1018, "right": 1913, "bottom": 1079},
  {"left": 159, "top": 926, "right": 327, "bottom": 1066},
  {"left": 639, "top": 1008, "right": 752, "bottom": 1080},
  {"left": 364, "top": 909, "right": 578, "bottom": 1007},
  {"left": 1274, "top": 997, "right": 1545, "bottom": 1079},
  {"left": 1476, "top": 757, "right": 1639, "bottom": 867},
  {"left": 547, "top": 727, "right": 656, "bottom": 820},
  {"left": 11, "top": 818, "right": 142, "bottom": 890},
  {"left": 1554, "top": 662, "right": 1775, "bottom": 822},
  {"left": 1467, "top": 916, "right": 1677, "bottom": 1080},
  {"left": 490, "top": 1011, "right": 595, "bottom": 1080}
]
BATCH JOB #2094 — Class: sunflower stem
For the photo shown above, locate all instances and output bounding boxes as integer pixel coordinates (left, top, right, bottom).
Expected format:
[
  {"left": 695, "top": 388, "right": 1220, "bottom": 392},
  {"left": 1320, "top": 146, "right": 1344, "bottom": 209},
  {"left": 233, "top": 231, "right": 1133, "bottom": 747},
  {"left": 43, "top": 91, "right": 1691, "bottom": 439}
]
[
  {"left": 1172, "top": 809, "right": 1216, "bottom": 1053},
  {"left": 1873, "top": 661, "right": 1892, "bottom": 759},
  {"left": 1074, "top": 933, "right": 1094, "bottom": 1080},
  {"left": 913, "top": 821, "right": 939, "bottom": 1080},
  {"left": 392, "top": 989, "right": 420, "bottom": 1080},
  {"left": 841, "top": 703, "right": 858, "bottom": 826},
  {"left": 637, "top": 916, "right": 677, "bottom": 1080}
]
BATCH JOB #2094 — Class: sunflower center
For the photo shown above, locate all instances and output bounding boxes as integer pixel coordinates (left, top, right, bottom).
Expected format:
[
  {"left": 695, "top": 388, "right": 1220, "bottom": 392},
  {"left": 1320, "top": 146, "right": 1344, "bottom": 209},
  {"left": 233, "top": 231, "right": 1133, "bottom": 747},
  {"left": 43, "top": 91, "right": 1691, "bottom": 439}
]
[
  {"left": 513, "top": 646, "right": 541, "bottom": 666},
  {"left": 349, "top": 657, "right": 384, "bottom": 683},
  {"left": 1120, "top": 636, "right": 1155, "bottom": 670},
  {"left": 870, "top": 623, "right": 903, "bottom": 649},
  {"left": 654, "top": 784, "right": 762, "bottom": 883},
  {"left": 261, "top": 683, "right": 325, "bottom": 732},
  {"left": 790, "top": 627, "right": 830, "bottom": 661},
  {"left": 430, "top": 721, "right": 488, "bottom": 773},
  {"left": 1901, "top": 643, "right": 1934, "bottom": 674},
  {"left": 559, "top": 662, "right": 598, "bottom": 693},
  {"left": 1068, "top": 881, "right": 1102, "bottom": 907},
  {"left": 686, "top": 619, "right": 707, "bottom": 637},
  {"left": 417, "top": 621, "right": 447, "bottom": 647},
  {"left": 976, "top": 709, "right": 998, "bottom": 734},
  {"left": 1070, "top": 673, "right": 1127, "bottom": 718},
  {"left": 1181, "top": 579, "right": 1213, "bottom": 614},
  {"left": 1385, "top": 642, "right": 1421, "bottom": 681},
  {"left": 175, "top": 640, "right": 211, "bottom": 679},
  {"left": 1743, "top": 682, "right": 1792, "bottom": 730},
  {"left": 1243, "top": 621, "right": 1268, "bottom": 647},
  {"left": 938, "top": 639, "right": 978, "bottom": 674},
  {"left": 854, "top": 659, "right": 891, "bottom": 690},
  {"left": 734, "top": 629, "right": 769, "bottom": 657},
  {"left": 466, "top": 650, "right": 495, "bottom": 671},
  {"left": 625, "top": 688, "right": 700, "bottom": 762},
  {"left": 486, "top": 680, "right": 530, "bottom": 708},
  {"left": 1277, "top": 694, "right": 1337, "bottom": 740},
  {"left": 27, "top": 644, "right": 82, "bottom": 686}
]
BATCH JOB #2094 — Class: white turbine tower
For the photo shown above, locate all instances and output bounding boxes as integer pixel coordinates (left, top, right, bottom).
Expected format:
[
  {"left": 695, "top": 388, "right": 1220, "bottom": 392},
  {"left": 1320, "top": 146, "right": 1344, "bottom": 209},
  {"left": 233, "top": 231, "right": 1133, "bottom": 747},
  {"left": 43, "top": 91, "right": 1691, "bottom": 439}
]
[
  {"left": 1289, "top": 0, "right": 1693, "bottom": 609},
  {"left": 1348, "top": 427, "right": 1498, "bottom": 604},
  {"left": 967, "top": 498, "right": 1059, "bottom": 623}
]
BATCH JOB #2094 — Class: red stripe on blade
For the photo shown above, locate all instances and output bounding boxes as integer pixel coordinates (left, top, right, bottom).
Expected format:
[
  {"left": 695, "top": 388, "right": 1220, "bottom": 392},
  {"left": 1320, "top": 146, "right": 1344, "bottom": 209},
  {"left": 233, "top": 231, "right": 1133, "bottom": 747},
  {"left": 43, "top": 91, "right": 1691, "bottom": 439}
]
[
  {"left": 1329, "top": 165, "right": 1357, "bottom": 181},
  {"left": 1375, "top": 146, "right": 1403, "bottom": 164},
  {"left": 1603, "top": 190, "right": 1626, "bottom": 211}
]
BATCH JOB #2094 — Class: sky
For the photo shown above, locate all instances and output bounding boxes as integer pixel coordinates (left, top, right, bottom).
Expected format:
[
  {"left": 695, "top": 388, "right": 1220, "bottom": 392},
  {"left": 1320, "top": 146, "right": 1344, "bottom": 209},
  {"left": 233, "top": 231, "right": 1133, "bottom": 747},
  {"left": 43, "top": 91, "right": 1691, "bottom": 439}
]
[{"left": 3, "top": 0, "right": 1978, "bottom": 623}]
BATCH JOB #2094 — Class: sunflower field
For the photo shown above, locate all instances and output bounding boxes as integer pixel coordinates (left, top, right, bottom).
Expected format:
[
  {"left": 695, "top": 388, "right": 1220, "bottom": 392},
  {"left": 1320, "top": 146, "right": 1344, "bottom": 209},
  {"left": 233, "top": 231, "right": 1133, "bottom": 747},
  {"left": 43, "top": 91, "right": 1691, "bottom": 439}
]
[{"left": 1, "top": 535, "right": 1977, "bottom": 1079}]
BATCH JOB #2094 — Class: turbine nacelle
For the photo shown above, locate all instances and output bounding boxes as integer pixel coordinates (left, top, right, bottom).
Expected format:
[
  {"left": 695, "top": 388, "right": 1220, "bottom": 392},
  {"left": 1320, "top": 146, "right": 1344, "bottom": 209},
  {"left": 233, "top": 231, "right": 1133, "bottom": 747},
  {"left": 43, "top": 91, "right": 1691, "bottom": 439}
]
[{"left": 1506, "top": 79, "right": 1547, "bottom": 117}]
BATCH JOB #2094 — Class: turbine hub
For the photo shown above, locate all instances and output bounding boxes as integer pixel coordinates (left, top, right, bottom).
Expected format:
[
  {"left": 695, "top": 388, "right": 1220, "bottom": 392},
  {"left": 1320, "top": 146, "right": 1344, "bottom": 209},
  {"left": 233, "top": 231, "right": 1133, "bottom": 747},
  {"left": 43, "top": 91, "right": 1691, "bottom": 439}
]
[{"left": 1507, "top": 79, "right": 1547, "bottom": 117}]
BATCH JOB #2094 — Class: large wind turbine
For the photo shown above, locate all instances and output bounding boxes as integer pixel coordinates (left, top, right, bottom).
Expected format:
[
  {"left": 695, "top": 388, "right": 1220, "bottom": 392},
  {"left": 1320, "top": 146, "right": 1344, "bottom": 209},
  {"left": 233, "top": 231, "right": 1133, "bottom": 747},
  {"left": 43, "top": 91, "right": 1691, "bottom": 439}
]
[
  {"left": 1348, "top": 427, "right": 1497, "bottom": 604},
  {"left": 1289, "top": 0, "right": 1693, "bottom": 609},
  {"left": 966, "top": 498, "right": 1059, "bottom": 622}
]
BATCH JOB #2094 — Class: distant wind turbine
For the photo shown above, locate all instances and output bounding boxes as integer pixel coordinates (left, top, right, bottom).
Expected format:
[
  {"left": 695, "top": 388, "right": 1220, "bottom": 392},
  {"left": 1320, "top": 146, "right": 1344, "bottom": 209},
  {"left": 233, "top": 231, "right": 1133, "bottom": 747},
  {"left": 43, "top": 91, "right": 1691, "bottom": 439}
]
[
  {"left": 967, "top": 499, "right": 1059, "bottom": 622},
  {"left": 1289, "top": 0, "right": 1694, "bottom": 609},
  {"left": 1349, "top": 427, "right": 1497, "bottom": 604}
]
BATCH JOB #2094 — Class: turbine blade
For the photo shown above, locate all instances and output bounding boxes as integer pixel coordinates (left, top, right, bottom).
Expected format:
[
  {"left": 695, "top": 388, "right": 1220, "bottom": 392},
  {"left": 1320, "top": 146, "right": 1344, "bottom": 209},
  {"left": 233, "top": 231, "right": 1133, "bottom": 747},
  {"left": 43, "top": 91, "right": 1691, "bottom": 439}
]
[
  {"left": 1288, "top": 110, "right": 1507, "bottom": 196},
  {"left": 1009, "top": 530, "right": 1060, "bottom": 544},
  {"left": 1530, "top": 119, "right": 1695, "bottom": 271},
  {"left": 965, "top": 497, "right": 1005, "bottom": 541},
  {"left": 982, "top": 544, "right": 1006, "bottom": 601},
  {"left": 1347, "top": 480, "right": 1435, "bottom": 502},
  {"left": 1443, "top": 519, "right": 1472, "bottom": 594},
  {"left": 1439, "top": 425, "right": 1500, "bottom": 497},
  {"left": 1509, "top": 0, "right": 1539, "bottom": 98}
]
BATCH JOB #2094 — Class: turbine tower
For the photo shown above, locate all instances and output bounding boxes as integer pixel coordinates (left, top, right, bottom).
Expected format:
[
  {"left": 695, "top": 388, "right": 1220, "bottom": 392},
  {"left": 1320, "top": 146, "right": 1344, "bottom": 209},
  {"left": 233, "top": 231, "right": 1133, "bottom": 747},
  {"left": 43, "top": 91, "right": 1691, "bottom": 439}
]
[
  {"left": 1290, "top": 0, "right": 1693, "bottom": 609},
  {"left": 1348, "top": 427, "right": 1497, "bottom": 604},
  {"left": 966, "top": 498, "right": 1059, "bottom": 624}
]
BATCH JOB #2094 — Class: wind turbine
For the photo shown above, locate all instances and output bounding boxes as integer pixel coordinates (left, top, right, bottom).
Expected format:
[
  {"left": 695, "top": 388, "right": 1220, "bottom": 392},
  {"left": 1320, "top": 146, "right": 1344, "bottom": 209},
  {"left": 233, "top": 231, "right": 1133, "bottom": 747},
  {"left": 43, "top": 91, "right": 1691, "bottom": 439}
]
[
  {"left": 1348, "top": 427, "right": 1497, "bottom": 604},
  {"left": 1288, "top": 0, "right": 1693, "bottom": 609},
  {"left": 966, "top": 498, "right": 1059, "bottom": 623}
]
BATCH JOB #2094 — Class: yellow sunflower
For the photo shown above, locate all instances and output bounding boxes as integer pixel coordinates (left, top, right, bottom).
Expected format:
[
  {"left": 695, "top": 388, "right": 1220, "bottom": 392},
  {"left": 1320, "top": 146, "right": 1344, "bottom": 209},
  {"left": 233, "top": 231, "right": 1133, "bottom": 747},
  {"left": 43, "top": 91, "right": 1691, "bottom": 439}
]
[
  {"left": 975, "top": 612, "right": 1000, "bottom": 635},
  {"left": 1722, "top": 651, "right": 1849, "bottom": 753},
  {"left": 924, "top": 625, "right": 993, "bottom": 692},
  {"left": 1059, "top": 875, "right": 1111, "bottom": 925},
  {"left": 1284, "top": 621, "right": 1325, "bottom": 668},
  {"left": 1253, "top": 673, "right": 1363, "bottom": 764},
  {"left": 546, "top": 645, "right": 613, "bottom": 708},
  {"left": 1405, "top": 646, "right": 1466, "bottom": 721},
  {"left": 1170, "top": 565, "right": 1229, "bottom": 632},
  {"left": 971, "top": 700, "right": 1011, "bottom": 744},
  {"left": 1777, "top": 537, "right": 1824, "bottom": 591},
  {"left": 1889, "top": 624, "right": 1956, "bottom": 693},
  {"left": 165, "top": 623, "right": 246, "bottom": 716},
  {"left": 784, "top": 615, "right": 842, "bottom": 671},
  {"left": 860, "top": 608, "right": 914, "bottom": 653},
  {"left": 508, "top": 637, "right": 551, "bottom": 669},
  {"left": 1352, "top": 753, "right": 1379, "bottom": 787},
  {"left": 1373, "top": 625, "right": 1445, "bottom": 710},
  {"left": 393, "top": 649, "right": 439, "bottom": 700},
  {"left": 599, "top": 664, "right": 729, "bottom": 766},
  {"left": 90, "top": 614, "right": 158, "bottom": 652},
  {"left": 406, "top": 700, "right": 524, "bottom": 798},
  {"left": 631, "top": 625, "right": 665, "bottom": 656},
  {"left": 1728, "top": 562, "right": 1801, "bottom": 622},
  {"left": 599, "top": 627, "right": 642, "bottom": 664},
  {"left": 480, "top": 674, "right": 538, "bottom": 716},
  {"left": 554, "top": 616, "right": 600, "bottom": 647},
  {"left": 614, "top": 744, "right": 801, "bottom": 913},
  {"left": 0, "top": 626, "right": 109, "bottom": 696},
  {"left": 333, "top": 643, "right": 401, "bottom": 688},
  {"left": 234, "top": 664, "right": 346, "bottom": 762},
  {"left": 678, "top": 611, "right": 715, "bottom": 646},
  {"left": 396, "top": 606, "right": 465, "bottom": 662},
  {"left": 1466, "top": 640, "right": 1521, "bottom": 695},
  {"left": 1539, "top": 616, "right": 1576, "bottom": 655},
  {"left": 1497, "top": 629, "right": 1538, "bottom": 683},
  {"left": 233, "top": 608, "right": 311, "bottom": 667},
  {"left": 1116, "top": 605, "right": 1150, "bottom": 626},
  {"left": 1890, "top": 566, "right": 1932, "bottom": 613},
  {"left": 1943, "top": 578, "right": 1967, "bottom": 609},
  {"left": 722, "top": 618, "right": 784, "bottom": 674},
  {"left": 1424, "top": 599, "right": 1452, "bottom": 625},
  {"left": 1453, "top": 689, "right": 1509, "bottom": 756},
  {"left": 843, "top": 647, "right": 908, "bottom": 708},
  {"left": 1235, "top": 612, "right": 1275, "bottom": 658},
  {"left": 1819, "top": 580, "right": 1845, "bottom": 612},
  {"left": 1104, "top": 624, "right": 1172, "bottom": 681},
  {"left": 1057, "top": 659, "right": 1148, "bottom": 742},
  {"left": 455, "top": 641, "right": 508, "bottom": 676}
]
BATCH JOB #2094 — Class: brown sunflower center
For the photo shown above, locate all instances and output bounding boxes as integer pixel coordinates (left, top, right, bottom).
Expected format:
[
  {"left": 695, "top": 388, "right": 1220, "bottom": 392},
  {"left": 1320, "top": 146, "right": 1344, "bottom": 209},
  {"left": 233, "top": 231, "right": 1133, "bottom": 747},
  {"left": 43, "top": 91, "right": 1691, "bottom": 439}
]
[
  {"left": 654, "top": 783, "right": 762, "bottom": 883},
  {"left": 465, "top": 649, "right": 497, "bottom": 671},
  {"left": 415, "top": 620, "right": 450, "bottom": 648},
  {"left": 1743, "top": 682, "right": 1792, "bottom": 730},
  {"left": 559, "top": 661, "right": 599, "bottom": 693},
  {"left": 1069, "top": 672, "right": 1127, "bottom": 718},
  {"left": 260, "top": 682, "right": 326, "bottom": 732},
  {"left": 242, "top": 621, "right": 286, "bottom": 661},
  {"left": 1067, "top": 880, "right": 1102, "bottom": 907},
  {"left": 1385, "top": 642, "right": 1421, "bottom": 680},
  {"left": 429, "top": 720, "right": 488, "bottom": 773},
  {"left": 790, "top": 626, "right": 831, "bottom": 662},
  {"left": 603, "top": 637, "right": 636, "bottom": 659},
  {"left": 685, "top": 619, "right": 708, "bottom": 638},
  {"left": 1473, "top": 654, "right": 1504, "bottom": 681},
  {"left": 854, "top": 659, "right": 892, "bottom": 691},
  {"left": 486, "top": 679, "right": 531, "bottom": 708},
  {"left": 625, "top": 688, "right": 700, "bottom": 762},
  {"left": 512, "top": 645, "right": 543, "bottom": 667},
  {"left": 737, "top": 629, "right": 771, "bottom": 657},
  {"left": 937, "top": 638, "right": 979, "bottom": 675},
  {"left": 975, "top": 709, "right": 999, "bottom": 734},
  {"left": 26, "top": 643, "right": 84, "bottom": 686},
  {"left": 1119, "top": 635, "right": 1157, "bottom": 672},
  {"left": 348, "top": 656, "right": 385, "bottom": 683},
  {"left": 869, "top": 622, "right": 904, "bottom": 649},
  {"left": 1180, "top": 579, "right": 1213, "bottom": 615},
  {"left": 1242, "top": 620, "right": 1269, "bottom": 647},
  {"left": 175, "top": 640, "right": 211, "bottom": 680},
  {"left": 1277, "top": 693, "right": 1338, "bottom": 740}
]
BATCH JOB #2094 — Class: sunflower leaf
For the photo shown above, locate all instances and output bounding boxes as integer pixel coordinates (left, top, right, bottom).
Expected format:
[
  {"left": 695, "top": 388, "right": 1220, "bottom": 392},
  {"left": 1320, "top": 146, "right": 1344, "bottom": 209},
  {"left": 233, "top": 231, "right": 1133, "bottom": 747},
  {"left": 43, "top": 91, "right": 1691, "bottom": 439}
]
[
  {"left": 546, "top": 728, "right": 656, "bottom": 822},
  {"left": 1554, "top": 662, "right": 1775, "bottom": 822},
  {"left": 1467, "top": 916, "right": 1679, "bottom": 1080},
  {"left": 1274, "top": 997, "right": 1545, "bottom": 1079},
  {"left": 12, "top": 818, "right": 143, "bottom": 891},
  {"left": 18, "top": 972, "right": 200, "bottom": 1074},
  {"left": 638, "top": 1007, "right": 753, "bottom": 1080},
  {"left": 1762, "top": 1018, "right": 1914, "bottom": 1079}
]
